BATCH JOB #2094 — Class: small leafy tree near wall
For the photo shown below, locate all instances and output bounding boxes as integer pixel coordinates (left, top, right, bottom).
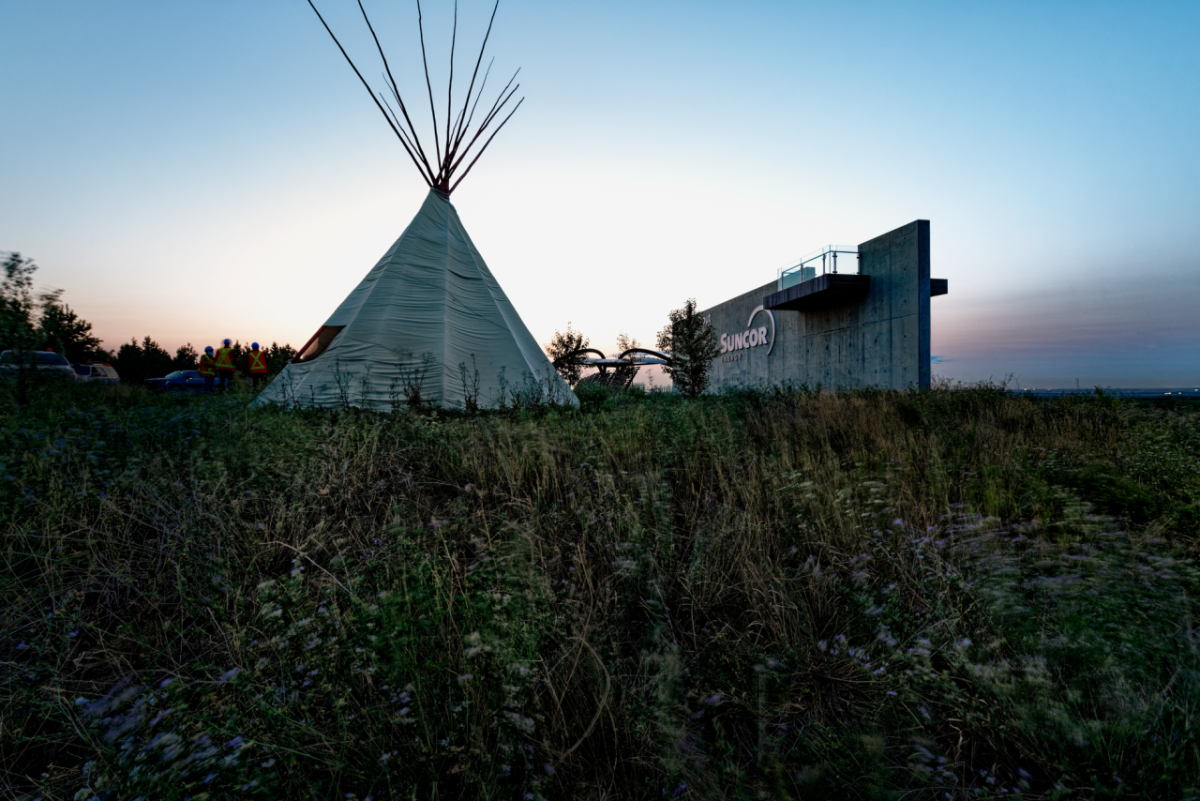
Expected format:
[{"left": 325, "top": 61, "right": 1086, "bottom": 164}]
[
  {"left": 544, "top": 322, "right": 589, "bottom": 387},
  {"left": 656, "top": 298, "right": 720, "bottom": 397}
]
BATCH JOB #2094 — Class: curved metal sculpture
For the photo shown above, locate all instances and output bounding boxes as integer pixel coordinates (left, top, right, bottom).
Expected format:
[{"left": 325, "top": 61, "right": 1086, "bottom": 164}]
[{"left": 564, "top": 347, "right": 672, "bottom": 391}]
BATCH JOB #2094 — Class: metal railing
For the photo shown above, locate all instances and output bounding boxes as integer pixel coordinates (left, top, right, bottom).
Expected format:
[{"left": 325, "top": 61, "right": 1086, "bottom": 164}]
[{"left": 778, "top": 245, "right": 858, "bottom": 291}]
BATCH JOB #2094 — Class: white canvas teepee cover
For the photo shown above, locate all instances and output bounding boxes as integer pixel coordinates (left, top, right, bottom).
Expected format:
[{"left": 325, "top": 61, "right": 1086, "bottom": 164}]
[{"left": 253, "top": 189, "right": 575, "bottom": 410}]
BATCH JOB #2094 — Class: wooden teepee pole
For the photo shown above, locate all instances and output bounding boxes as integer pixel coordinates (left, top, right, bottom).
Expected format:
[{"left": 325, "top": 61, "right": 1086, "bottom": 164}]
[{"left": 305, "top": 0, "right": 523, "bottom": 195}]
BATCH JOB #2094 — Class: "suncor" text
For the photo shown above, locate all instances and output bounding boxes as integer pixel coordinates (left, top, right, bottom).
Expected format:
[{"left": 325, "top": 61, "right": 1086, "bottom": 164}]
[{"left": 719, "top": 327, "right": 768, "bottom": 354}]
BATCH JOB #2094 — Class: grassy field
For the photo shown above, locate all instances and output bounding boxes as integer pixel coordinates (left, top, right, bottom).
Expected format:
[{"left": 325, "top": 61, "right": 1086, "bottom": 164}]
[{"left": 3, "top": 378, "right": 1200, "bottom": 800}]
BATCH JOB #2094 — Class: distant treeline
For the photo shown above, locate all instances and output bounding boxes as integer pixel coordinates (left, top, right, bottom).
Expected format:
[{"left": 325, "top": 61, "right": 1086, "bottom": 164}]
[
  {"left": 110, "top": 338, "right": 296, "bottom": 384},
  {"left": 2, "top": 252, "right": 294, "bottom": 383}
]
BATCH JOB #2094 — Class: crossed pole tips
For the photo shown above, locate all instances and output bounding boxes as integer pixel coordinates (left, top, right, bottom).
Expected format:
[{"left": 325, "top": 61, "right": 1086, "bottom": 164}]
[{"left": 305, "top": 0, "right": 524, "bottom": 194}]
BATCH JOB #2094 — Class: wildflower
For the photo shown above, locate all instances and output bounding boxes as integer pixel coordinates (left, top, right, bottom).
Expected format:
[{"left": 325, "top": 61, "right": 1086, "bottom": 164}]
[{"left": 219, "top": 668, "right": 240, "bottom": 683}]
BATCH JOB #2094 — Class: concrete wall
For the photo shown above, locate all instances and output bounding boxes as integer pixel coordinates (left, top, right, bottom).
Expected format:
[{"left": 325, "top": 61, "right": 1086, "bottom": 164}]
[{"left": 699, "top": 220, "right": 931, "bottom": 392}]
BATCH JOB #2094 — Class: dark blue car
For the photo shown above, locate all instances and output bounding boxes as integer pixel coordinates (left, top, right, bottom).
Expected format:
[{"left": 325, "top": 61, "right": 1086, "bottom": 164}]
[{"left": 145, "top": 370, "right": 208, "bottom": 392}]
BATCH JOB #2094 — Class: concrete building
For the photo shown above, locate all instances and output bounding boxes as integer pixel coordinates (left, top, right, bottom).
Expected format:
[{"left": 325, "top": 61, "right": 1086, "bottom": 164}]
[{"left": 699, "top": 220, "right": 947, "bottom": 392}]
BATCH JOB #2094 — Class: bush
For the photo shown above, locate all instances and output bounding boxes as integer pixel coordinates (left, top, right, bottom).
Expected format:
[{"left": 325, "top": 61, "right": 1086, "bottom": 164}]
[
  {"left": 544, "top": 322, "right": 589, "bottom": 387},
  {"left": 3, "top": 382, "right": 1200, "bottom": 799},
  {"left": 572, "top": 380, "right": 613, "bottom": 413},
  {"left": 656, "top": 298, "right": 719, "bottom": 397}
]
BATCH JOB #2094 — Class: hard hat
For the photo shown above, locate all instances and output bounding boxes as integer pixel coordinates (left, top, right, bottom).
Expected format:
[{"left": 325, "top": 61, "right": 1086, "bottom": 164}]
[
  {"left": 223, "top": 338, "right": 231, "bottom": 346},
  {"left": 205, "top": 346, "right": 214, "bottom": 353},
  {"left": 251, "top": 342, "right": 259, "bottom": 349}
]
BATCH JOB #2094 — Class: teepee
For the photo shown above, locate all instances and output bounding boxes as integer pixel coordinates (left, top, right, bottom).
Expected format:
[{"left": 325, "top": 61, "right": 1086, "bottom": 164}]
[{"left": 254, "top": 0, "right": 574, "bottom": 410}]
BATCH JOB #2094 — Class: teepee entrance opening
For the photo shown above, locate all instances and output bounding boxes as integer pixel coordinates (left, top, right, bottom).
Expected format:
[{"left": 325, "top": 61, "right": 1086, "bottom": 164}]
[{"left": 294, "top": 326, "right": 345, "bottom": 363}]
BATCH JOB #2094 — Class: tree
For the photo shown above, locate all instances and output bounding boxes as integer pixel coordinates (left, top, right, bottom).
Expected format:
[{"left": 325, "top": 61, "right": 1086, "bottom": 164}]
[
  {"left": 39, "top": 301, "right": 106, "bottom": 363},
  {"left": 264, "top": 342, "right": 295, "bottom": 374},
  {"left": 656, "top": 298, "right": 720, "bottom": 398},
  {"left": 172, "top": 343, "right": 199, "bottom": 372},
  {"left": 544, "top": 322, "right": 589, "bottom": 388},
  {"left": 613, "top": 331, "right": 641, "bottom": 386},
  {"left": 230, "top": 340, "right": 246, "bottom": 373},
  {"left": 113, "top": 336, "right": 173, "bottom": 384},
  {"left": 2, "top": 252, "right": 59, "bottom": 404},
  {"left": 1, "top": 252, "right": 39, "bottom": 347}
]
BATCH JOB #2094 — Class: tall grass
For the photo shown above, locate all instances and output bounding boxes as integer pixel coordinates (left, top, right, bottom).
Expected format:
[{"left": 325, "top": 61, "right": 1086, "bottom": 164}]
[{"left": 2, "top": 379, "right": 1199, "bottom": 799}]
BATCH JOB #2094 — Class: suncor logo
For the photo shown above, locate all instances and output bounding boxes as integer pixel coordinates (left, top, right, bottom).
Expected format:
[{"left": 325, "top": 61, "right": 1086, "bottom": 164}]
[{"left": 718, "top": 305, "right": 776, "bottom": 357}]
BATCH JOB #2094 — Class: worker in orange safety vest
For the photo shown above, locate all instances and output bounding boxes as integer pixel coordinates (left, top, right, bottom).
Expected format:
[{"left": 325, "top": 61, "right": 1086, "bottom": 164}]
[
  {"left": 214, "top": 338, "right": 236, "bottom": 391},
  {"left": 247, "top": 342, "right": 268, "bottom": 388},
  {"left": 198, "top": 346, "right": 217, "bottom": 392}
]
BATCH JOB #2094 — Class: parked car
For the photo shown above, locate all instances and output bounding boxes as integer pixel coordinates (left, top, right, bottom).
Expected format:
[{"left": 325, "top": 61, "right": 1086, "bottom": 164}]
[
  {"left": 145, "top": 370, "right": 207, "bottom": 392},
  {"left": 73, "top": 362, "right": 121, "bottom": 385},
  {"left": 0, "top": 350, "right": 76, "bottom": 380}
]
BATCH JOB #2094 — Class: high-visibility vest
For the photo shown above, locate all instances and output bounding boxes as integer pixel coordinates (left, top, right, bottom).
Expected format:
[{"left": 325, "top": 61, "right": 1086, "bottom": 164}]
[
  {"left": 248, "top": 350, "right": 267, "bottom": 374},
  {"left": 198, "top": 354, "right": 217, "bottom": 377},
  {"left": 215, "top": 347, "right": 235, "bottom": 370}
]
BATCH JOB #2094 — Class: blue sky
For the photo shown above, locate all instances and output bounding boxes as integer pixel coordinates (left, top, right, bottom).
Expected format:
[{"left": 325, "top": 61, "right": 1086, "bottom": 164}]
[{"left": 2, "top": 0, "right": 1198, "bottom": 386}]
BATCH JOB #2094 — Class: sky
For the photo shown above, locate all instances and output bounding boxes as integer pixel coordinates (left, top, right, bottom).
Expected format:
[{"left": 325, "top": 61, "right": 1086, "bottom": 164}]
[{"left": 2, "top": 0, "right": 1198, "bottom": 387}]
